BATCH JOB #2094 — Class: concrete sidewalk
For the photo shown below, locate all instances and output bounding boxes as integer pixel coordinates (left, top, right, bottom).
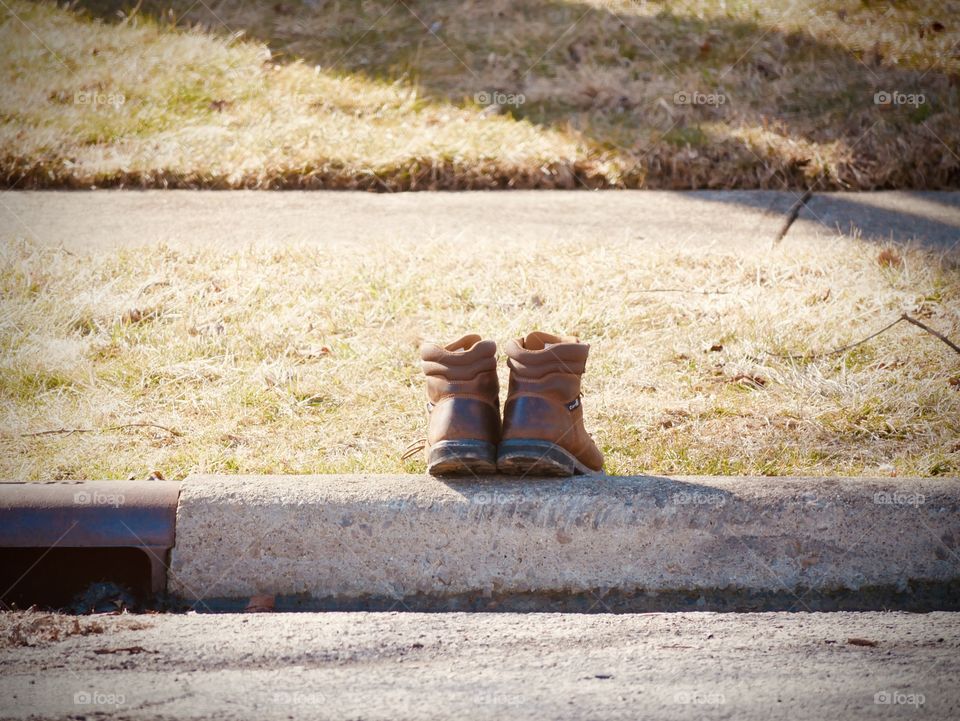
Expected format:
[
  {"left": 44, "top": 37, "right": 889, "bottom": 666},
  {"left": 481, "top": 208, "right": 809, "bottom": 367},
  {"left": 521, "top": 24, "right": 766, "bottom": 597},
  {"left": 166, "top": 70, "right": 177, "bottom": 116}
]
[
  {"left": 169, "top": 474, "right": 960, "bottom": 610},
  {"left": 2, "top": 611, "right": 957, "bottom": 720},
  {"left": 2, "top": 190, "right": 958, "bottom": 249}
]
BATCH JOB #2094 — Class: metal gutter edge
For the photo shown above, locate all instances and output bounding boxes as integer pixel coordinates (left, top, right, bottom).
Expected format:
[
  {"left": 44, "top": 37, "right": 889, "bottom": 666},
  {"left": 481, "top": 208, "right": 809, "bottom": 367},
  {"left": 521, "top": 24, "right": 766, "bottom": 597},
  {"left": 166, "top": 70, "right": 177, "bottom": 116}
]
[{"left": 0, "top": 481, "right": 182, "bottom": 593}]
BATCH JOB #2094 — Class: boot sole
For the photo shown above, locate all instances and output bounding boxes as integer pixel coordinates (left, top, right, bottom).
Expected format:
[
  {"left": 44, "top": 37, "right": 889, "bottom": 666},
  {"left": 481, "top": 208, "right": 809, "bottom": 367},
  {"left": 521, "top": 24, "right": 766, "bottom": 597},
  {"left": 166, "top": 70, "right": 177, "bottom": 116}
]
[
  {"left": 427, "top": 440, "right": 498, "bottom": 477},
  {"left": 496, "top": 440, "right": 599, "bottom": 477}
]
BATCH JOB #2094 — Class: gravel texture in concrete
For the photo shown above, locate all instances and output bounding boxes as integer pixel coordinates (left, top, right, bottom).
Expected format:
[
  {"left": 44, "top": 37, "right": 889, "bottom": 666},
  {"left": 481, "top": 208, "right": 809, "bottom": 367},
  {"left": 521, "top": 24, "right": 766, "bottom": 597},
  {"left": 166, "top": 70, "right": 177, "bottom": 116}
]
[
  {"left": 168, "top": 474, "right": 960, "bottom": 604},
  {"left": 1, "top": 611, "right": 957, "bottom": 720}
]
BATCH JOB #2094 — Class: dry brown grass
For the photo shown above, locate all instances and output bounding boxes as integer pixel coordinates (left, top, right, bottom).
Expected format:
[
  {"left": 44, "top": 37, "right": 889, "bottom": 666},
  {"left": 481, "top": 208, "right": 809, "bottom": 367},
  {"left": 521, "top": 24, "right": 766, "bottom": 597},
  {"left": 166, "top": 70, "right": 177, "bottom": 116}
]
[
  {"left": 1, "top": 0, "right": 958, "bottom": 190},
  {"left": 2, "top": 229, "right": 958, "bottom": 480}
]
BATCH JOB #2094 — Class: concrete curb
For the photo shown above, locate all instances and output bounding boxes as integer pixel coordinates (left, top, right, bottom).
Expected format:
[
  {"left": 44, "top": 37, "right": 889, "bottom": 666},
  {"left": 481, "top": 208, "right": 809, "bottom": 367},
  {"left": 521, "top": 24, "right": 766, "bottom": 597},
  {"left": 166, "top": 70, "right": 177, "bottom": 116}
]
[{"left": 169, "top": 474, "right": 960, "bottom": 606}]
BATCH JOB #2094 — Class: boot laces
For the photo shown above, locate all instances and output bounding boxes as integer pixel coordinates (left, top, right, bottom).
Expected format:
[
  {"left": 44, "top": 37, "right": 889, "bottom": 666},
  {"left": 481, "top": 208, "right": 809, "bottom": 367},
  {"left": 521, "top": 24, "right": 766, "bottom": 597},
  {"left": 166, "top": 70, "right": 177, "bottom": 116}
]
[{"left": 400, "top": 438, "right": 426, "bottom": 461}]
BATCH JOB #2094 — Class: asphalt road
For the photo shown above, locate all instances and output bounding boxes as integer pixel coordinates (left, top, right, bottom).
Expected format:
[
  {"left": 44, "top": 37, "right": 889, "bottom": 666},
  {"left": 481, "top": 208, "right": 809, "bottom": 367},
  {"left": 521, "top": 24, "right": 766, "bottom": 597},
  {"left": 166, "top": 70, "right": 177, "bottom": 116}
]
[{"left": 1, "top": 611, "right": 958, "bottom": 720}]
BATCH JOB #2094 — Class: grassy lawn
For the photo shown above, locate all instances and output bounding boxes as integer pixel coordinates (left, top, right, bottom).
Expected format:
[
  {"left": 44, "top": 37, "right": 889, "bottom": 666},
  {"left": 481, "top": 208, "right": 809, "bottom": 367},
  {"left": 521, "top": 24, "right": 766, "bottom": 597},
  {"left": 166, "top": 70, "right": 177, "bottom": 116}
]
[
  {"left": 2, "top": 230, "right": 958, "bottom": 480},
  {"left": 1, "top": 0, "right": 958, "bottom": 189}
]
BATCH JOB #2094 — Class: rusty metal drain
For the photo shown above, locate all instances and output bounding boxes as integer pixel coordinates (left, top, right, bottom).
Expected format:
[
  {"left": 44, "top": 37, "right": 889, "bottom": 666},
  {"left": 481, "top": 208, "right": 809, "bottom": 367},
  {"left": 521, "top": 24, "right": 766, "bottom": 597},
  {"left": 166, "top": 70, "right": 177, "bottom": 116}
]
[{"left": 0, "top": 481, "right": 180, "bottom": 604}]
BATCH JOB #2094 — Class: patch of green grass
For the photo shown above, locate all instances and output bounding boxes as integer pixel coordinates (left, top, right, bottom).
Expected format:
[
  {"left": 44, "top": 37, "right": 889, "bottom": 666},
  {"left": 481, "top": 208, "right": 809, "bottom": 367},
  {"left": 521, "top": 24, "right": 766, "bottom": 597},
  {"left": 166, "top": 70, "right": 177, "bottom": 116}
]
[
  {"left": 0, "top": 368, "right": 74, "bottom": 402},
  {"left": 664, "top": 126, "right": 709, "bottom": 148}
]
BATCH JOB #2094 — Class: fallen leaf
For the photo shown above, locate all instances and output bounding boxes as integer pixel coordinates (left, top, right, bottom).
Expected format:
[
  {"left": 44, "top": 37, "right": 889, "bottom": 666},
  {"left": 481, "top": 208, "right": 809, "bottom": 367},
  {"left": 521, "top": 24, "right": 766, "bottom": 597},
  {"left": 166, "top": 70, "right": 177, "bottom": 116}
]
[
  {"left": 755, "top": 57, "right": 781, "bottom": 79},
  {"left": 245, "top": 594, "right": 275, "bottom": 613},
  {"left": 847, "top": 637, "right": 878, "bottom": 647},
  {"left": 877, "top": 248, "right": 903, "bottom": 268},
  {"left": 122, "top": 308, "right": 143, "bottom": 324},
  {"left": 128, "top": 470, "right": 167, "bottom": 481},
  {"left": 293, "top": 345, "right": 331, "bottom": 359},
  {"left": 727, "top": 373, "right": 766, "bottom": 389},
  {"left": 657, "top": 409, "right": 691, "bottom": 429}
]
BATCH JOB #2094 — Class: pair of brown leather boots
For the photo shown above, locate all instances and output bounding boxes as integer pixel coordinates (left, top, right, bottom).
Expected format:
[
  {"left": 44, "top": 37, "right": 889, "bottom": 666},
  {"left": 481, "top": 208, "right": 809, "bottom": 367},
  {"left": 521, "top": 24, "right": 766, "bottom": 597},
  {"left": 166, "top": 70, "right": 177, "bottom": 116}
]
[{"left": 416, "top": 331, "right": 603, "bottom": 477}]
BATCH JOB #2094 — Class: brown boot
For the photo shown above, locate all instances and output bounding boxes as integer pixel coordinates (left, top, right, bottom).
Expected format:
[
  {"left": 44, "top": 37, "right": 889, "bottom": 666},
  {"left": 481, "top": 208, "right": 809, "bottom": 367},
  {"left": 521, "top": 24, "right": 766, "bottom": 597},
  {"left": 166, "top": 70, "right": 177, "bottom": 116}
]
[
  {"left": 498, "top": 331, "right": 603, "bottom": 476},
  {"left": 419, "top": 334, "right": 500, "bottom": 476}
]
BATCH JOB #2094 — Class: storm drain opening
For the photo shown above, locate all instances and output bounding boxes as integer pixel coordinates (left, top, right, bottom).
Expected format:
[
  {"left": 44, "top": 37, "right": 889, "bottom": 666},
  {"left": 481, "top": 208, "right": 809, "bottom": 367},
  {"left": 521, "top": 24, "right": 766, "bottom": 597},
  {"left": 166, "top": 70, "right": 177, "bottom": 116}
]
[
  {"left": 0, "top": 481, "right": 181, "bottom": 612},
  {"left": 0, "top": 547, "right": 158, "bottom": 612}
]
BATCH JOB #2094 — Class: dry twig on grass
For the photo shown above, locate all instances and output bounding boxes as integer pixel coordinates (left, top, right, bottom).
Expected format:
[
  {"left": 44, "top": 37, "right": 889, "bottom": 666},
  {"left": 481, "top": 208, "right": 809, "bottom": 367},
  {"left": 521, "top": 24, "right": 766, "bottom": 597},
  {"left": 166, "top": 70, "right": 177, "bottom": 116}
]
[
  {"left": 20, "top": 423, "right": 182, "bottom": 438},
  {"left": 900, "top": 315, "right": 960, "bottom": 355},
  {"left": 628, "top": 288, "right": 731, "bottom": 295},
  {"left": 773, "top": 189, "right": 813, "bottom": 243},
  {"left": 769, "top": 314, "right": 960, "bottom": 361}
]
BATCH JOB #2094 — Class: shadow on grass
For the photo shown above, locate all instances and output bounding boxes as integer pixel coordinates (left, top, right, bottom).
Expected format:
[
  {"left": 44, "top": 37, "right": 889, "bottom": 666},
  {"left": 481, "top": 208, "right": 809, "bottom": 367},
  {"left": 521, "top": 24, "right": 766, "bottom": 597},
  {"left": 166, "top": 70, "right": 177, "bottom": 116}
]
[{"left": 55, "top": 1, "right": 960, "bottom": 189}]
